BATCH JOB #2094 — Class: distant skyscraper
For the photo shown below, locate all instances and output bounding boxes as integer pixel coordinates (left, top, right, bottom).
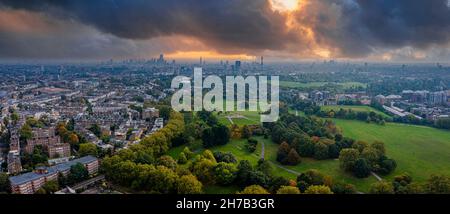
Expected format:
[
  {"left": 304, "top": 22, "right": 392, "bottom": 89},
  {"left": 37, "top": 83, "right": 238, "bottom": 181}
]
[
  {"left": 260, "top": 56, "right": 264, "bottom": 66},
  {"left": 235, "top": 60, "right": 241, "bottom": 69},
  {"left": 157, "top": 54, "right": 165, "bottom": 64},
  {"left": 200, "top": 57, "right": 203, "bottom": 65}
]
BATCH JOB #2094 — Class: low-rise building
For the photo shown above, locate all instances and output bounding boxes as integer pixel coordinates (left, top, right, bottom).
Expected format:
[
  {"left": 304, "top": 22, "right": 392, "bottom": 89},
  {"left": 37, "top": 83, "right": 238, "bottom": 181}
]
[
  {"left": 9, "top": 156, "right": 99, "bottom": 194},
  {"left": 142, "top": 107, "right": 159, "bottom": 120}
]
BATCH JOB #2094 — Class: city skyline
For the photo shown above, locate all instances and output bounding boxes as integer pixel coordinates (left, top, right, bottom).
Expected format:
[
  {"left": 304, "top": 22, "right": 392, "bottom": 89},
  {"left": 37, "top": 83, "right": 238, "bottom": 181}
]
[{"left": 0, "top": 0, "right": 450, "bottom": 62}]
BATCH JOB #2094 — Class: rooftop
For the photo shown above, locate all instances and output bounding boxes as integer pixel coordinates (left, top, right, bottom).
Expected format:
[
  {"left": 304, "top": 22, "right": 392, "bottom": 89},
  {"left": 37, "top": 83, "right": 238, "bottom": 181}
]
[{"left": 9, "top": 156, "right": 97, "bottom": 186}]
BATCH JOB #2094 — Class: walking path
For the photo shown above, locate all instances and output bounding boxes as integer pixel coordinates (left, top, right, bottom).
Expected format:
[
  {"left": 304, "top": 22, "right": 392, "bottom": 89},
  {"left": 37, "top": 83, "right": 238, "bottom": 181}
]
[
  {"left": 260, "top": 141, "right": 265, "bottom": 160},
  {"left": 269, "top": 161, "right": 301, "bottom": 175},
  {"left": 371, "top": 172, "right": 383, "bottom": 181}
]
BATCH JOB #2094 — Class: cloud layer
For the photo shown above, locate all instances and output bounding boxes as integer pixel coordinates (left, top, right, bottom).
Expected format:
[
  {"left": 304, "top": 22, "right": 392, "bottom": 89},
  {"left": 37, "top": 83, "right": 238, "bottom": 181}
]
[{"left": 0, "top": 0, "right": 449, "bottom": 61}]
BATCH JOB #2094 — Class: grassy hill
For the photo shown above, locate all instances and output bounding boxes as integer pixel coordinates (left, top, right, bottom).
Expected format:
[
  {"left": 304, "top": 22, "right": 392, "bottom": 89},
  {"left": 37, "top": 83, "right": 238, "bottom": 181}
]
[
  {"left": 321, "top": 105, "right": 392, "bottom": 119},
  {"left": 334, "top": 119, "right": 450, "bottom": 182}
]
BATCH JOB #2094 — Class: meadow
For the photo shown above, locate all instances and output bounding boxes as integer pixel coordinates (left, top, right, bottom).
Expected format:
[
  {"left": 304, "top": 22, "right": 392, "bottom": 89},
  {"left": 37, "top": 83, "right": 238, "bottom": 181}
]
[
  {"left": 168, "top": 108, "right": 450, "bottom": 193},
  {"left": 333, "top": 119, "right": 450, "bottom": 183}
]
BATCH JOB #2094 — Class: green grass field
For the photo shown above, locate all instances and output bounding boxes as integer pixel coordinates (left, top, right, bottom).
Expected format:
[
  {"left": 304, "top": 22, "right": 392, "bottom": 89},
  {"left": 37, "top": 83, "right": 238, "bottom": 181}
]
[
  {"left": 333, "top": 119, "right": 450, "bottom": 183},
  {"left": 169, "top": 109, "right": 450, "bottom": 193},
  {"left": 215, "top": 110, "right": 261, "bottom": 126},
  {"left": 321, "top": 105, "right": 392, "bottom": 118},
  {"left": 279, "top": 81, "right": 366, "bottom": 90},
  {"left": 168, "top": 136, "right": 378, "bottom": 192}
]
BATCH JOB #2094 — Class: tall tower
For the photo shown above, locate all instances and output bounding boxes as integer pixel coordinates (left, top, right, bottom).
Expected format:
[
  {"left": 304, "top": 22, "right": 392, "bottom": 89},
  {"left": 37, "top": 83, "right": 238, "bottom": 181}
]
[{"left": 260, "top": 56, "right": 264, "bottom": 72}]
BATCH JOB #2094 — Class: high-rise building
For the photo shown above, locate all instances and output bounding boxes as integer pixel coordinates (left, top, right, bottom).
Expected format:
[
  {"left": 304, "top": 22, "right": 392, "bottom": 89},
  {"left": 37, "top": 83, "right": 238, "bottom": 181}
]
[
  {"left": 157, "top": 54, "right": 165, "bottom": 64},
  {"left": 234, "top": 60, "right": 241, "bottom": 73},
  {"left": 428, "top": 91, "right": 447, "bottom": 106},
  {"left": 7, "top": 151, "right": 22, "bottom": 175}
]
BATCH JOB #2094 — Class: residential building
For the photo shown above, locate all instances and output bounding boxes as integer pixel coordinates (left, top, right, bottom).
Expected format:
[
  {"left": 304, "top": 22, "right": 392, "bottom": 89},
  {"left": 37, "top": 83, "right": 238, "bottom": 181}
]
[
  {"left": 9, "top": 156, "right": 99, "bottom": 194},
  {"left": 7, "top": 150, "right": 22, "bottom": 175}
]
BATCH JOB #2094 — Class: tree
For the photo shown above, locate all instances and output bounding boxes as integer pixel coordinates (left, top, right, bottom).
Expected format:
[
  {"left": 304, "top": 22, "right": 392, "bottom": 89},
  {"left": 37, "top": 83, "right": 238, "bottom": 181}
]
[
  {"left": 10, "top": 112, "right": 19, "bottom": 124},
  {"left": 304, "top": 185, "right": 333, "bottom": 194},
  {"left": 353, "top": 158, "right": 371, "bottom": 178},
  {"left": 183, "top": 147, "right": 194, "bottom": 159},
  {"left": 178, "top": 152, "right": 188, "bottom": 164},
  {"left": 339, "top": 148, "right": 359, "bottom": 171},
  {"left": 230, "top": 124, "right": 242, "bottom": 139},
  {"left": 245, "top": 138, "right": 258, "bottom": 153},
  {"left": 190, "top": 153, "right": 217, "bottom": 185},
  {"left": 78, "top": 143, "right": 98, "bottom": 157},
  {"left": 236, "top": 160, "right": 253, "bottom": 186},
  {"left": 352, "top": 140, "right": 368, "bottom": 153},
  {"left": 213, "top": 151, "right": 237, "bottom": 164},
  {"left": 68, "top": 133, "right": 79, "bottom": 146},
  {"left": 370, "top": 141, "right": 386, "bottom": 156},
  {"left": 88, "top": 124, "right": 101, "bottom": 138},
  {"left": 239, "top": 185, "right": 269, "bottom": 194},
  {"left": 331, "top": 182, "right": 356, "bottom": 194},
  {"left": 328, "top": 143, "right": 340, "bottom": 159},
  {"left": 286, "top": 149, "right": 301, "bottom": 165},
  {"left": 241, "top": 125, "right": 252, "bottom": 139},
  {"left": 68, "top": 163, "right": 89, "bottom": 184},
  {"left": 376, "top": 158, "right": 397, "bottom": 175},
  {"left": 202, "top": 124, "right": 230, "bottom": 148},
  {"left": 361, "top": 147, "right": 379, "bottom": 167},
  {"left": 0, "top": 173, "right": 10, "bottom": 193},
  {"left": 41, "top": 180, "right": 59, "bottom": 194},
  {"left": 214, "top": 162, "right": 237, "bottom": 185},
  {"left": 296, "top": 169, "right": 326, "bottom": 191},
  {"left": 313, "top": 142, "right": 329, "bottom": 160},
  {"left": 424, "top": 174, "right": 450, "bottom": 194},
  {"left": 276, "top": 186, "right": 300, "bottom": 194},
  {"left": 177, "top": 174, "right": 203, "bottom": 194},
  {"left": 157, "top": 155, "right": 177, "bottom": 171},
  {"left": 35, "top": 188, "right": 47, "bottom": 194},
  {"left": 159, "top": 106, "right": 172, "bottom": 121},
  {"left": 19, "top": 124, "right": 33, "bottom": 140},
  {"left": 276, "top": 142, "right": 290, "bottom": 164},
  {"left": 369, "top": 181, "right": 395, "bottom": 194}
]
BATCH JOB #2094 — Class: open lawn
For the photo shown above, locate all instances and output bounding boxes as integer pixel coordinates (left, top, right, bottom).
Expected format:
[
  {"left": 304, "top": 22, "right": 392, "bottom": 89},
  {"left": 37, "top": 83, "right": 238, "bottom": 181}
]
[
  {"left": 333, "top": 119, "right": 450, "bottom": 183},
  {"left": 261, "top": 137, "right": 378, "bottom": 192},
  {"left": 321, "top": 105, "right": 392, "bottom": 119},
  {"left": 216, "top": 111, "right": 261, "bottom": 126},
  {"left": 168, "top": 136, "right": 379, "bottom": 192},
  {"left": 279, "top": 81, "right": 366, "bottom": 90}
]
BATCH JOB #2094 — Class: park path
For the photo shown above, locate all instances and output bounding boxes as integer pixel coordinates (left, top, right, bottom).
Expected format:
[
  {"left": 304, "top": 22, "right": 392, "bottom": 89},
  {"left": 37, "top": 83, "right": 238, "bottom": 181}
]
[
  {"left": 260, "top": 141, "right": 265, "bottom": 160},
  {"left": 371, "top": 172, "right": 383, "bottom": 181},
  {"left": 269, "top": 161, "right": 301, "bottom": 176},
  {"left": 227, "top": 116, "right": 234, "bottom": 124}
]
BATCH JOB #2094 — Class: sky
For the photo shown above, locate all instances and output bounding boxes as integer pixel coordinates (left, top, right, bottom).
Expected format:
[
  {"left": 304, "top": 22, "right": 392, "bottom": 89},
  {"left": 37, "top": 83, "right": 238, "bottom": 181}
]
[{"left": 0, "top": 0, "right": 449, "bottom": 62}]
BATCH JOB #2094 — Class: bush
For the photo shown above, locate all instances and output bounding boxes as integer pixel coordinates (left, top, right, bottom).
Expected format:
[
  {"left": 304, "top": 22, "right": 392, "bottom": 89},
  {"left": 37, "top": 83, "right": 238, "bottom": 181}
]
[
  {"left": 213, "top": 151, "right": 237, "bottom": 163},
  {"left": 304, "top": 185, "right": 333, "bottom": 194},
  {"left": 276, "top": 186, "right": 300, "bottom": 194}
]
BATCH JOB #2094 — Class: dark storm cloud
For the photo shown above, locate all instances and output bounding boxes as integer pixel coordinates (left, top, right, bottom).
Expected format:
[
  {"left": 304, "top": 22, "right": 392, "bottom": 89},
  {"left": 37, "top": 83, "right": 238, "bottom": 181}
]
[
  {"left": 296, "top": 0, "right": 450, "bottom": 57},
  {"left": 0, "top": 0, "right": 297, "bottom": 52},
  {"left": 0, "top": 0, "right": 450, "bottom": 60}
]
